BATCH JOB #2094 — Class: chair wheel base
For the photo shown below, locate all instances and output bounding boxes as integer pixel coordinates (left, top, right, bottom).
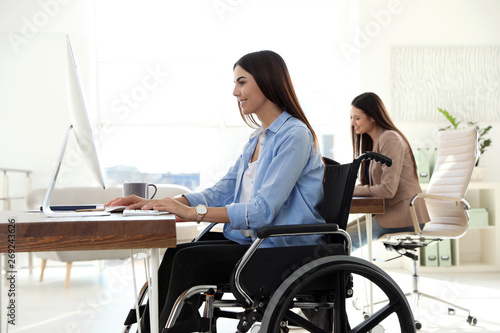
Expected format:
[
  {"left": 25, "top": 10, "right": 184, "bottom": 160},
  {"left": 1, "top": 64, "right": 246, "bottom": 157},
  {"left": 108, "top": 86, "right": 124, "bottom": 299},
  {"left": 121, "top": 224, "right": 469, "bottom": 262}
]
[
  {"left": 448, "top": 307, "right": 455, "bottom": 315},
  {"left": 467, "top": 316, "right": 478, "bottom": 326},
  {"left": 415, "top": 320, "right": 422, "bottom": 330}
]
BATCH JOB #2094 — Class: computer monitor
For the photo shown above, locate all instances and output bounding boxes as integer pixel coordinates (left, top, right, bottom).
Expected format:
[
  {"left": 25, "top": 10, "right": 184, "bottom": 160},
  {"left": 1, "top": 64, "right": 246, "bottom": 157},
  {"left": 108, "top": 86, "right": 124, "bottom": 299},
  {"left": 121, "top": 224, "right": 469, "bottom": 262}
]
[{"left": 42, "top": 35, "right": 109, "bottom": 217}]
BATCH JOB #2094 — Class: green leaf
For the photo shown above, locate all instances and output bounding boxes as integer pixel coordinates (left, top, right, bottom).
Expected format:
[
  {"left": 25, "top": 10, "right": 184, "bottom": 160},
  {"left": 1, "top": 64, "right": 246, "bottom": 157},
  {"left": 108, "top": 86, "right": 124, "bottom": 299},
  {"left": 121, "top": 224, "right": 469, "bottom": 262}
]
[{"left": 438, "top": 108, "right": 460, "bottom": 129}]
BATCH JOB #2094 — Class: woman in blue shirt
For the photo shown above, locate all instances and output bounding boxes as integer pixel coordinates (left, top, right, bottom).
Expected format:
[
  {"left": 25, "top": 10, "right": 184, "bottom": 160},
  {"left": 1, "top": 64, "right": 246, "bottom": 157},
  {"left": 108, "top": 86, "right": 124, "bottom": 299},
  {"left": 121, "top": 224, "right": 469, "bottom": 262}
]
[{"left": 107, "top": 50, "right": 325, "bottom": 331}]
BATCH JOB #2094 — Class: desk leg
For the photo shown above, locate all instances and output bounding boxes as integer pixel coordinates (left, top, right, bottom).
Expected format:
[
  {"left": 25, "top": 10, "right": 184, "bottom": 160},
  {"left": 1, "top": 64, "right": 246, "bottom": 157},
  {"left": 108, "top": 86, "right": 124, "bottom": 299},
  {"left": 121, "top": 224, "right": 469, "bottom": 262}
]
[
  {"left": 150, "top": 248, "right": 160, "bottom": 333},
  {"left": 366, "top": 214, "right": 374, "bottom": 315}
]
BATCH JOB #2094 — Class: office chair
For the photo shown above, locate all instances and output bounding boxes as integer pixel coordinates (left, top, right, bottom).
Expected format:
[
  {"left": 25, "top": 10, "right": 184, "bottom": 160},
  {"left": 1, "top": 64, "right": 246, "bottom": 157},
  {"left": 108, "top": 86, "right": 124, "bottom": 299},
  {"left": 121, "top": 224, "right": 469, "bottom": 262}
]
[
  {"left": 123, "top": 152, "right": 417, "bottom": 333},
  {"left": 378, "top": 127, "right": 479, "bottom": 329}
]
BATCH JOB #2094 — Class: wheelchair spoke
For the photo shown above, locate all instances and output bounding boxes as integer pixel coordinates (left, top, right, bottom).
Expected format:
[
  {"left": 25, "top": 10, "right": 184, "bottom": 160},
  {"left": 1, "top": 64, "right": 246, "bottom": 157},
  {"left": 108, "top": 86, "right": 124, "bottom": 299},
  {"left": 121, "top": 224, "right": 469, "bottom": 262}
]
[
  {"left": 260, "top": 256, "right": 416, "bottom": 333},
  {"left": 333, "top": 270, "right": 349, "bottom": 332},
  {"left": 283, "top": 309, "right": 327, "bottom": 333},
  {"left": 350, "top": 301, "right": 403, "bottom": 333}
]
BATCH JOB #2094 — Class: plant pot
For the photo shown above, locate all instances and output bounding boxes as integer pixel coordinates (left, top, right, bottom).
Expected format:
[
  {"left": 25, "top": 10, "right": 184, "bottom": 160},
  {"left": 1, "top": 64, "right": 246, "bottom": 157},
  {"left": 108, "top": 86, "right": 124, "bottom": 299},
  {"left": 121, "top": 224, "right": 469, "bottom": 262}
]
[{"left": 471, "top": 166, "right": 486, "bottom": 181}]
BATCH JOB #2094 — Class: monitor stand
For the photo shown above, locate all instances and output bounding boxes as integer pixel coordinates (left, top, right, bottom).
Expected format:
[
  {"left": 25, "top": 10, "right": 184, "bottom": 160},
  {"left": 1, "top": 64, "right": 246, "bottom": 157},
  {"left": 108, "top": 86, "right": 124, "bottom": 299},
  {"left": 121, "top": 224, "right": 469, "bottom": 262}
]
[{"left": 42, "top": 125, "right": 110, "bottom": 217}]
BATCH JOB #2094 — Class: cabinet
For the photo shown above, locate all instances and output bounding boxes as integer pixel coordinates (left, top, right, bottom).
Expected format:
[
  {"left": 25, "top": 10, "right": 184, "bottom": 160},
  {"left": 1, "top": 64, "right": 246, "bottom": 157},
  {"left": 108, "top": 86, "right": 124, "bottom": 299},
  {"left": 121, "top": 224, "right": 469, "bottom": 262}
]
[{"left": 413, "top": 182, "right": 500, "bottom": 273}]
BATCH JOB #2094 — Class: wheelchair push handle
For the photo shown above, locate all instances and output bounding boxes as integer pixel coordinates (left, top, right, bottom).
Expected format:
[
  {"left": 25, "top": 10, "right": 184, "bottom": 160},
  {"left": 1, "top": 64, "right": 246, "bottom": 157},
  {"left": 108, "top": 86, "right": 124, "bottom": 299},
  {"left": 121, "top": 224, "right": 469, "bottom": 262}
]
[{"left": 357, "top": 151, "right": 392, "bottom": 167}]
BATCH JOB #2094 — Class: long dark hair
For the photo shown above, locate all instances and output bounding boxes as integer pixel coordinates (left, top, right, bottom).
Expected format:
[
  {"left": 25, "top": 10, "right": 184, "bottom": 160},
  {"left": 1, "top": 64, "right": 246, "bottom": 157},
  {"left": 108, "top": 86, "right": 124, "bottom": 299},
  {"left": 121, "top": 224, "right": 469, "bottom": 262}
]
[
  {"left": 351, "top": 92, "right": 418, "bottom": 184},
  {"left": 234, "top": 51, "right": 319, "bottom": 150}
]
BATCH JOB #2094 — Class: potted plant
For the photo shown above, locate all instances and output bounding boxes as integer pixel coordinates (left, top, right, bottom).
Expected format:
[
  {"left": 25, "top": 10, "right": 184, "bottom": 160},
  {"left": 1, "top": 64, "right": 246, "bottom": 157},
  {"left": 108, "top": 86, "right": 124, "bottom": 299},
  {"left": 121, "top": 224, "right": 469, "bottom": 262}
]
[{"left": 438, "top": 108, "right": 492, "bottom": 180}]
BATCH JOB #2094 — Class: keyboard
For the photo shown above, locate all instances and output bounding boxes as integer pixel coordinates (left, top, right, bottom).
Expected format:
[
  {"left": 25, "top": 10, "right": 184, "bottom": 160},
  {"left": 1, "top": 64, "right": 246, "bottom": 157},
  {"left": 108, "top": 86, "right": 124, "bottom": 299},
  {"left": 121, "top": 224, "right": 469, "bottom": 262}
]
[{"left": 122, "top": 209, "right": 170, "bottom": 217}]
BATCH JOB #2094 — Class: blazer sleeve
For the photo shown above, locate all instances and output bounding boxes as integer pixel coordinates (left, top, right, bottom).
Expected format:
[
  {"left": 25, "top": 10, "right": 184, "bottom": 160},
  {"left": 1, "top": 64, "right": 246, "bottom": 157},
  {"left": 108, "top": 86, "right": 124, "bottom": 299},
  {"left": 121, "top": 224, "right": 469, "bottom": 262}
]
[{"left": 354, "top": 131, "right": 406, "bottom": 199}]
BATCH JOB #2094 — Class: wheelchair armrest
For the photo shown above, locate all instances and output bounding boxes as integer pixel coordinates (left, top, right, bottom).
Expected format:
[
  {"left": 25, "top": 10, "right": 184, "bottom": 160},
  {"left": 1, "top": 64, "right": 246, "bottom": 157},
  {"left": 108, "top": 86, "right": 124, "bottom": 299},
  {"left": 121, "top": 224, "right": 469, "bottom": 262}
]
[
  {"left": 256, "top": 223, "right": 339, "bottom": 239},
  {"left": 192, "top": 222, "right": 219, "bottom": 242},
  {"left": 235, "top": 223, "right": 349, "bottom": 306}
]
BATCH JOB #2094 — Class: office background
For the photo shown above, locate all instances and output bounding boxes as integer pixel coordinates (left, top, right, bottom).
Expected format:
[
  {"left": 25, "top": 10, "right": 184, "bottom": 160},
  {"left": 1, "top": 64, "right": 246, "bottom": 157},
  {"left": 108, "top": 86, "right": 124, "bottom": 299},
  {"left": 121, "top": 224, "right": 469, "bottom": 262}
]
[
  {"left": 1, "top": 2, "right": 500, "bottom": 331},
  {"left": 1, "top": 0, "right": 499, "bottom": 206}
]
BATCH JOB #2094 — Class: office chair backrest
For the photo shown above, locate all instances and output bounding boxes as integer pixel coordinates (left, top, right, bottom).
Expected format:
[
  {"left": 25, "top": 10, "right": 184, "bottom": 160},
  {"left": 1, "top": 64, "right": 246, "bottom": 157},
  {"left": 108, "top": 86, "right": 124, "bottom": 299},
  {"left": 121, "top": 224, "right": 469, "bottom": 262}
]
[
  {"left": 427, "top": 127, "right": 479, "bottom": 197},
  {"left": 424, "top": 127, "right": 479, "bottom": 235}
]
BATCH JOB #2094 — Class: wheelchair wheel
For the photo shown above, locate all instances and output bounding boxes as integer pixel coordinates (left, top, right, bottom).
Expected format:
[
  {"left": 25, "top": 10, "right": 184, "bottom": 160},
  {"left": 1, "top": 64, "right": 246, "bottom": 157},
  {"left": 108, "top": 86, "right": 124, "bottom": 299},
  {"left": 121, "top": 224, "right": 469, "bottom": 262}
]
[{"left": 260, "top": 255, "right": 415, "bottom": 333}]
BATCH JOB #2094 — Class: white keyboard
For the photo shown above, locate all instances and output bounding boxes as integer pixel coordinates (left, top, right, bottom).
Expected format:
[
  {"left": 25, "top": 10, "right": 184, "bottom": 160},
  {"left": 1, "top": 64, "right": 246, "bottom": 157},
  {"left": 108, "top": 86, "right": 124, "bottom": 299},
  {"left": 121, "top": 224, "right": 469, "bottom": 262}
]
[{"left": 122, "top": 209, "right": 170, "bottom": 217}]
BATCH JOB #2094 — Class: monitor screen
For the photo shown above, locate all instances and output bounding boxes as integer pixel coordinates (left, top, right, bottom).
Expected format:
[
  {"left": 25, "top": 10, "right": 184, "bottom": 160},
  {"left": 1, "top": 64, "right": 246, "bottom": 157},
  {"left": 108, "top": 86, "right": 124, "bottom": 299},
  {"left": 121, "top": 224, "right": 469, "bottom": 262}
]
[{"left": 65, "top": 35, "right": 107, "bottom": 189}]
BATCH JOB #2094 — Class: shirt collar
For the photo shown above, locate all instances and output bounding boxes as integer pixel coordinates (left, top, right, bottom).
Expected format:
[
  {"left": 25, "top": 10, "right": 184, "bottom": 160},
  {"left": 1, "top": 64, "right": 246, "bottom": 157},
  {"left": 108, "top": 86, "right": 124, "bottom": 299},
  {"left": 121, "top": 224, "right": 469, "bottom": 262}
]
[{"left": 249, "top": 111, "right": 292, "bottom": 139}]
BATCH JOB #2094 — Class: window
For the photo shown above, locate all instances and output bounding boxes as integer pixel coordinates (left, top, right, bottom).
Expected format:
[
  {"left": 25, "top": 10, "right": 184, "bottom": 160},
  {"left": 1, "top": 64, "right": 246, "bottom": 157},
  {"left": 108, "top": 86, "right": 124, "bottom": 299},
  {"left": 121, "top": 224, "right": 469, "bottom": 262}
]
[{"left": 94, "top": 0, "right": 358, "bottom": 190}]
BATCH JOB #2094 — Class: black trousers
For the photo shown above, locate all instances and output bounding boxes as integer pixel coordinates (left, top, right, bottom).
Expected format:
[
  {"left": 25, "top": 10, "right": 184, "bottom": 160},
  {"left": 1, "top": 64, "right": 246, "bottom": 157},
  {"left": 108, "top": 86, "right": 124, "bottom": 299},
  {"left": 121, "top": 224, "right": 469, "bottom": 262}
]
[
  {"left": 140, "top": 234, "right": 250, "bottom": 332},
  {"left": 139, "top": 233, "right": 344, "bottom": 332}
]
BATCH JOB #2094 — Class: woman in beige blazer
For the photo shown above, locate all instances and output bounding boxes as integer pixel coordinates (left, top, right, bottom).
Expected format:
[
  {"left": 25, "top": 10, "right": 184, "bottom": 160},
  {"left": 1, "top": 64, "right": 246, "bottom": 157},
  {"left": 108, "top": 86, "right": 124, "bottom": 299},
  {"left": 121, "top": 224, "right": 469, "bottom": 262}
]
[{"left": 347, "top": 92, "right": 430, "bottom": 251}]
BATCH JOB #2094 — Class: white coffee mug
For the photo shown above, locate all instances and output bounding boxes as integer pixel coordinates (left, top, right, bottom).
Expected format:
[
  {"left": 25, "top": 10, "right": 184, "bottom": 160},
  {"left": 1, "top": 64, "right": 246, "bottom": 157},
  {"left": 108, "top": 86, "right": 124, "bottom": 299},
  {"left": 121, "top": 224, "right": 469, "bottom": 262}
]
[{"left": 122, "top": 183, "right": 158, "bottom": 199}]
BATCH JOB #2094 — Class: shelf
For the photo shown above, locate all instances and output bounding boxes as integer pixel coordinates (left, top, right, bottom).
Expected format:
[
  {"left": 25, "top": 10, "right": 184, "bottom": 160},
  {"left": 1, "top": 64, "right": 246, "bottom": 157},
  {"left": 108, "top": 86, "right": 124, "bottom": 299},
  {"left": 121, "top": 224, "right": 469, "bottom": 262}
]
[{"left": 468, "top": 225, "right": 495, "bottom": 230}]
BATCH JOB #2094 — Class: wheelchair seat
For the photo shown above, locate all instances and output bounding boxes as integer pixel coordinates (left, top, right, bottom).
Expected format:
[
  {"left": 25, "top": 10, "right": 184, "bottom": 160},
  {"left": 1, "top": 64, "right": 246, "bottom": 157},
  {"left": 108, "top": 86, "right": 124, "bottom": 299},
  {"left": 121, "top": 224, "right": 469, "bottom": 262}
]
[
  {"left": 123, "top": 153, "right": 417, "bottom": 333},
  {"left": 230, "top": 242, "right": 347, "bottom": 301}
]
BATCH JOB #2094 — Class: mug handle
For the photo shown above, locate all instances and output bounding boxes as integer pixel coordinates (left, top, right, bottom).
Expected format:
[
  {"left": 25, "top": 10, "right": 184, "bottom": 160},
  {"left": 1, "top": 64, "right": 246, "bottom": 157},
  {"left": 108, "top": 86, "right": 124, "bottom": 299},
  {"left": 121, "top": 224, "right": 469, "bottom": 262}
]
[{"left": 149, "top": 184, "right": 158, "bottom": 199}]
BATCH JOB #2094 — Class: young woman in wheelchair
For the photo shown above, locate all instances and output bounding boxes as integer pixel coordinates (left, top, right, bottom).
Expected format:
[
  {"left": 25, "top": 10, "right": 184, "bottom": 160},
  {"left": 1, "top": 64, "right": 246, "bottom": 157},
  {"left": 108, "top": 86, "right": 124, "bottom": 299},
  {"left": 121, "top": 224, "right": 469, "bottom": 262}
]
[
  {"left": 347, "top": 92, "right": 430, "bottom": 251},
  {"left": 106, "top": 50, "right": 327, "bottom": 332}
]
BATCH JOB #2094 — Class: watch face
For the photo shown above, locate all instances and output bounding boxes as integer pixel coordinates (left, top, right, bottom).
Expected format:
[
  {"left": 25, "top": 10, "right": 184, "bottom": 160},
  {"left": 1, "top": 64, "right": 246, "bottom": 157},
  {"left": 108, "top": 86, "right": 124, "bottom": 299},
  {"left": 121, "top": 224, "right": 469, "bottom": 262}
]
[{"left": 196, "top": 204, "right": 207, "bottom": 214}]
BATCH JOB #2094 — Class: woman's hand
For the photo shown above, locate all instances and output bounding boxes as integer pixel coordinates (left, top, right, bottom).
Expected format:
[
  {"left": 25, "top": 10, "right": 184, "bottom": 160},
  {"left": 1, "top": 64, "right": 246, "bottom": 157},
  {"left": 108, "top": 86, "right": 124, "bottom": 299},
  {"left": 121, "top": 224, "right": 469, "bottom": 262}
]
[
  {"left": 106, "top": 194, "right": 197, "bottom": 220},
  {"left": 142, "top": 197, "right": 196, "bottom": 221},
  {"left": 105, "top": 195, "right": 152, "bottom": 210}
]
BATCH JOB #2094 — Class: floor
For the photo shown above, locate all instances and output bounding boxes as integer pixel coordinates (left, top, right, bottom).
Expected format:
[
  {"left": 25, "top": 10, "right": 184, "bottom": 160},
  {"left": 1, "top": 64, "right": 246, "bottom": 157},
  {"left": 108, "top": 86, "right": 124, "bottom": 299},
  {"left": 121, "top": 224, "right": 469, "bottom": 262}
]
[{"left": 1, "top": 254, "right": 500, "bottom": 333}]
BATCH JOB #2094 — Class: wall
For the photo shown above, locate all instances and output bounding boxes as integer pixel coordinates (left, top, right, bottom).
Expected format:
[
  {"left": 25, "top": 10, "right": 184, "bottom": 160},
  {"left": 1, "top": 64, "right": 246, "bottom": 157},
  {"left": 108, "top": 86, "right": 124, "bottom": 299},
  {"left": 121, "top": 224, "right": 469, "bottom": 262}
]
[
  {"left": 0, "top": 1, "right": 98, "bottom": 199},
  {"left": 356, "top": 0, "right": 500, "bottom": 181}
]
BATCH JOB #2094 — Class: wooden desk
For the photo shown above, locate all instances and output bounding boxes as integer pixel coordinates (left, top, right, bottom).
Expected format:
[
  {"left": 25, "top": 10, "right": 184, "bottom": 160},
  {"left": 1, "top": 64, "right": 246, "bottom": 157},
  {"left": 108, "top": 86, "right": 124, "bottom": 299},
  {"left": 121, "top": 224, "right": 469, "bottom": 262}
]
[
  {"left": 350, "top": 197, "right": 385, "bottom": 215},
  {"left": 0, "top": 212, "right": 176, "bottom": 252},
  {"left": 0, "top": 211, "right": 176, "bottom": 333}
]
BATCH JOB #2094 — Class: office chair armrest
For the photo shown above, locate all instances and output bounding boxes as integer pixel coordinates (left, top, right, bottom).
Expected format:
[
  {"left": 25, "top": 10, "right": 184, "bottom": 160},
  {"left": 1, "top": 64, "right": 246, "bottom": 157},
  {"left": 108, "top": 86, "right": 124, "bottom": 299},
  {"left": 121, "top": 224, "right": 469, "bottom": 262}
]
[
  {"left": 413, "top": 193, "right": 470, "bottom": 210},
  {"left": 409, "top": 193, "right": 427, "bottom": 233},
  {"left": 409, "top": 193, "right": 471, "bottom": 234},
  {"left": 412, "top": 193, "right": 463, "bottom": 204},
  {"left": 256, "top": 223, "right": 339, "bottom": 239}
]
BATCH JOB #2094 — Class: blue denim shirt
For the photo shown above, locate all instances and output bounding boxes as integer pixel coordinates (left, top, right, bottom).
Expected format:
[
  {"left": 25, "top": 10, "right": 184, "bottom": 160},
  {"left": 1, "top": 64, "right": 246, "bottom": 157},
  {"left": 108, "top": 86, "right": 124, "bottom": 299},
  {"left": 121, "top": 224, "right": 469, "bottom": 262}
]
[{"left": 184, "top": 111, "right": 326, "bottom": 248}]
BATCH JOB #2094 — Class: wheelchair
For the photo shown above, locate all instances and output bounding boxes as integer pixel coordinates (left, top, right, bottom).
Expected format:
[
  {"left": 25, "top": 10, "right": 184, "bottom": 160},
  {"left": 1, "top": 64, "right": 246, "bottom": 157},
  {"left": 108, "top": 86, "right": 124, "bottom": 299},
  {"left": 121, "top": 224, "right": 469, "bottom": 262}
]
[{"left": 123, "top": 152, "right": 416, "bottom": 333}]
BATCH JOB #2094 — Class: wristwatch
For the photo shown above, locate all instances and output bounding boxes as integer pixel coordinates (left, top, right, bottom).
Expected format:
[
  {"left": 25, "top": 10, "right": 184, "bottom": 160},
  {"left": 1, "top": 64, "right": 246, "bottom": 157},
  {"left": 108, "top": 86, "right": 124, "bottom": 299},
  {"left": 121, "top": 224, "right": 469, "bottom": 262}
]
[{"left": 195, "top": 204, "right": 207, "bottom": 224}]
